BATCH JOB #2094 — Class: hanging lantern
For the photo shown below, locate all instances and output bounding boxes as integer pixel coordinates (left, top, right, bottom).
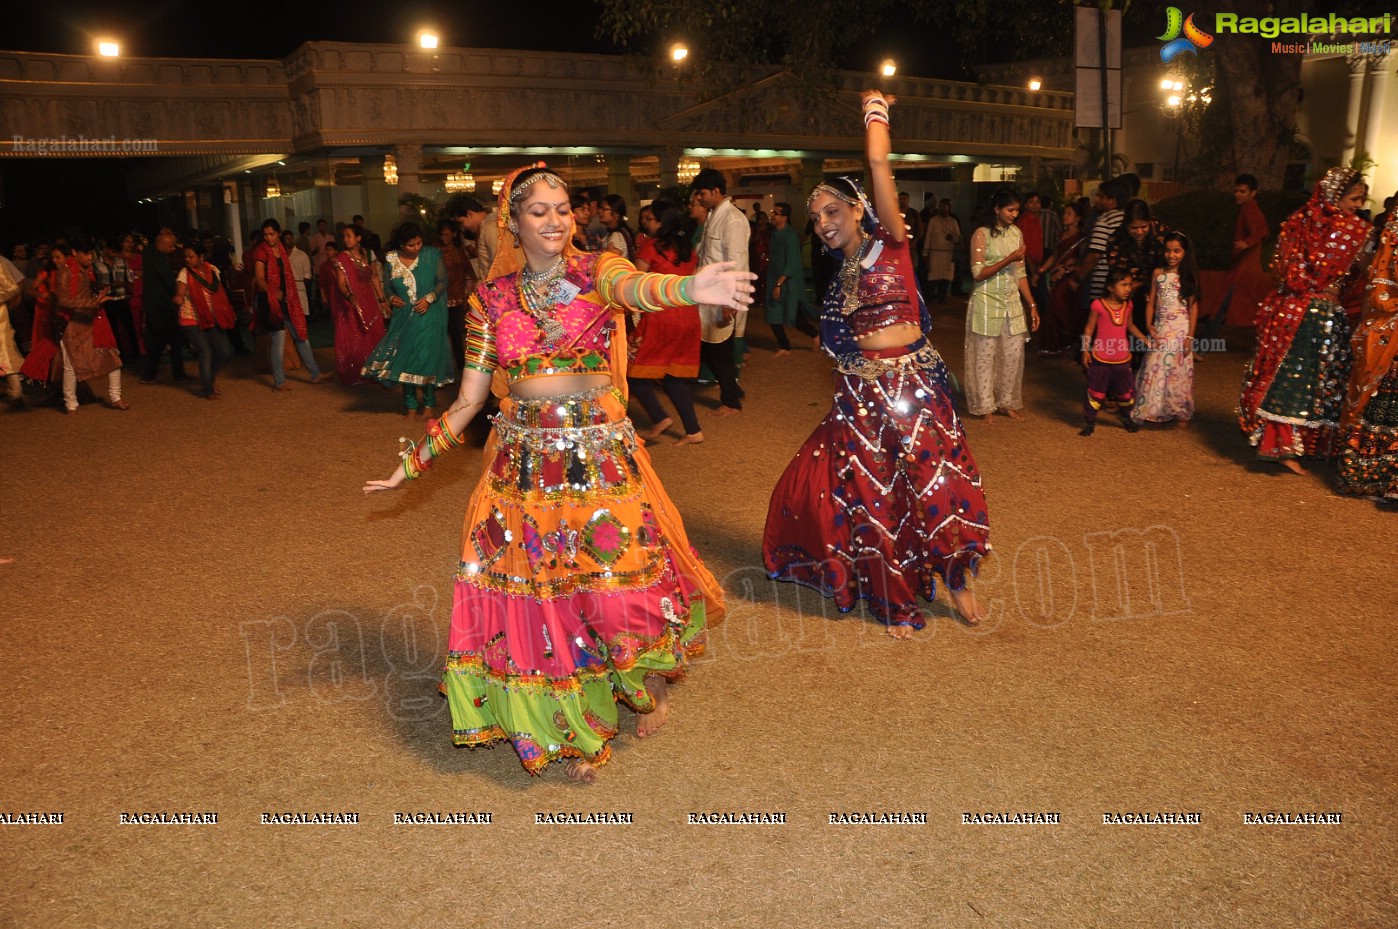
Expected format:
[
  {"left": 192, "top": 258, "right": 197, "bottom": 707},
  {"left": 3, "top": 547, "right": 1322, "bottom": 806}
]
[
  {"left": 462, "top": 172, "right": 476, "bottom": 192},
  {"left": 492, "top": 178, "right": 505, "bottom": 196},
  {"left": 384, "top": 154, "right": 399, "bottom": 185},
  {"left": 264, "top": 176, "right": 281, "bottom": 198}
]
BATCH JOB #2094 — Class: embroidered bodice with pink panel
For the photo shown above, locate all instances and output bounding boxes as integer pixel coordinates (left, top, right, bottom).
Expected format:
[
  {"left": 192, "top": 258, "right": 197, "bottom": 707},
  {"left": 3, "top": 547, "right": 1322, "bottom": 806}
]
[{"left": 463, "top": 253, "right": 618, "bottom": 384}]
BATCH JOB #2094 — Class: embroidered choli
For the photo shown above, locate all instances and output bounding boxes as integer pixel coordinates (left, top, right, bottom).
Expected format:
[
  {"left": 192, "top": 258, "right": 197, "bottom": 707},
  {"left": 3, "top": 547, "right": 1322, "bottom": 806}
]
[
  {"left": 848, "top": 227, "right": 922, "bottom": 341},
  {"left": 464, "top": 251, "right": 689, "bottom": 385}
]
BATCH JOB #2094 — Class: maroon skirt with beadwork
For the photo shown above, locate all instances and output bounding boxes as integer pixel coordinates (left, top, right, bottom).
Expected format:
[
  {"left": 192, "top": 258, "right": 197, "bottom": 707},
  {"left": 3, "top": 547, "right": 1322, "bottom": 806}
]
[{"left": 763, "top": 339, "right": 991, "bottom": 628}]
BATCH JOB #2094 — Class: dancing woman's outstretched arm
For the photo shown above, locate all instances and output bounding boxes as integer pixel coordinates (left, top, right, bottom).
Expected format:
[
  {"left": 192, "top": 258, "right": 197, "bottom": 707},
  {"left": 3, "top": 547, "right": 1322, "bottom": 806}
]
[
  {"left": 363, "top": 297, "right": 497, "bottom": 493},
  {"left": 862, "top": 89, "right": 905, "bottom": 244}
]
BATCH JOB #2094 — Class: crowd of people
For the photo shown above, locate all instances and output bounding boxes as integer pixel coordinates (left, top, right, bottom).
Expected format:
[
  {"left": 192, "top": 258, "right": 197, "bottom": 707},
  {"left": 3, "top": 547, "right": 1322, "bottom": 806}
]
[{"left": 4, "top": 90, "right": 1395, "bottom": 783}]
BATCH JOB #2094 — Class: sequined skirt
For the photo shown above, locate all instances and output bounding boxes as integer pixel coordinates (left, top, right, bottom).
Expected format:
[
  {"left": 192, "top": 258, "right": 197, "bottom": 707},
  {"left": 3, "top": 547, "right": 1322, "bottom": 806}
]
[
  {"left": 1337, "top": 364, "right": 1398, "bottom": 498},
  {"left": 763, "top": 340, "right": 991, "bottom": 627},
  {"left": 443, "top": 386, "right": 719, "bottom": 774},
  {"left": 1243, "top": 296, "right": 1352, "bottom": 456}
]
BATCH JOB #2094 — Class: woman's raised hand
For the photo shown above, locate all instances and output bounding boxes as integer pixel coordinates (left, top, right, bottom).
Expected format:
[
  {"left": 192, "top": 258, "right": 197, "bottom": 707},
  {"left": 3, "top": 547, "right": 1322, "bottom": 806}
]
[{"left": 691, "top": 261, "right": 757, "bottom": 310}]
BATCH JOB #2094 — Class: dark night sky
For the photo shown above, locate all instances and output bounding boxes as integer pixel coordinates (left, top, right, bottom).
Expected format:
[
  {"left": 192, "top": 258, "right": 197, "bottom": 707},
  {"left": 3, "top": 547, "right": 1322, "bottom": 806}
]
[{"left": 3, "top": 0, "right": 976, "bottom": 77}]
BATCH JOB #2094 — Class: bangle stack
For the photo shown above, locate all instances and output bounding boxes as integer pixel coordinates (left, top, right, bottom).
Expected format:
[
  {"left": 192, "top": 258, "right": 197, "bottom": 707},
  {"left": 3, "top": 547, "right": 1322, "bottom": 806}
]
[
  {"left": 863, "top": 95, "right": 890, "bottom": 128},
  {"left": 634, "top": 274, "right": 691, "bottom": 313},
  {"left": 400, "top": 415, "right": 466, "bottom": 480}
]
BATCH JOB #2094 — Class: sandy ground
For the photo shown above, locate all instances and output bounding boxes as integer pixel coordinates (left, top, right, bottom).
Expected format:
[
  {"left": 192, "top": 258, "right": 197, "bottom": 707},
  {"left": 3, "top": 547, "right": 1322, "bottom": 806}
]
[{"left": 2, "top": 306, "right": 1394, "bottom": 929}]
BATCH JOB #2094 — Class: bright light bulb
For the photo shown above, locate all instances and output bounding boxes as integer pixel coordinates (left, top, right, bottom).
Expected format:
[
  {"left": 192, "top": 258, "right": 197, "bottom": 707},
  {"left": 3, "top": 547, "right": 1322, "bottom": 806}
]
[
  {"left": 1160, "top": 78, "right": 1173, "bottom": 90},
  {"left": 97, "top": 41, "right": 119, "bottom": 57},
  {"left": 1167, "top": 95, "right": 1182, "bottom": 107},
  {"left": 880, "top": 59, "right": 897, "bottom": 78},
  {"left": 670, "top": 43, "right": 688, "bottom": 62},
  {"left": 1028, "top": 79, "right": 1042, "bottom": 91},
  {"left": 1173, "top": 81, "right": 1184, "bottom": 91},
  {"left": 418, "top": 31, "right": 439, "bottom": 50}
]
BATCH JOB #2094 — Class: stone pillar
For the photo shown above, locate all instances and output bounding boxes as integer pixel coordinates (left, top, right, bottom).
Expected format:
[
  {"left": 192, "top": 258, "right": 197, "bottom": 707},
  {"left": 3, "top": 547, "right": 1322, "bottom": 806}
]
[
  {"left": 657, "top": 148, "right": 680, "bottom": 190},
  {"left": 1342, "top": 54, "right": 1368, "bottom": 166},
  {"left": 392, "top": 143, "right": 423, "bottom": 196},
  {"left": 608, "top": 158, "right": 638, "bottom": 210},
  {"left": 799, "top": 157, "right": 825, "bottom": 201},
  {"left": 1362, "top": 53, "right": 1392, "bottom": 170},
  {"left": 184, "top": 189, "right": 199, "bottom": 233},
  {"left": 953, "top": 163, "right": 976, "bottom": 221},
  {"left": 360, "top": 154, "right": 397, "bottom": 242},
  {"left": 223, "top": 181, "right": 244, "bottom": 260}
]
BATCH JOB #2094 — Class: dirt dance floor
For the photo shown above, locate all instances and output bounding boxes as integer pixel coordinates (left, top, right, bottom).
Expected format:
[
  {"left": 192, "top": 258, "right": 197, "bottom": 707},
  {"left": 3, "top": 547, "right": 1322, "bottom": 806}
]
[{"left": 3, "top": 306, "right": 1394, "bottom": 929}]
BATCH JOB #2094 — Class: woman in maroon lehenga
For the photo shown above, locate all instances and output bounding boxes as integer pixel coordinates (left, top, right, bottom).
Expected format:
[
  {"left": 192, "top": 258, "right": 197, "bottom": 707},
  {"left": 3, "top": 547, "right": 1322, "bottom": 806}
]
[
  {"left": 1036, "top": 197, "right": 1089, "bottom": 355},
  {"left": 763, "top": 91, "right": 991, "bottom": 638},
  {"left": 331, "top": 224, "right": 388, "bottom": 385}
]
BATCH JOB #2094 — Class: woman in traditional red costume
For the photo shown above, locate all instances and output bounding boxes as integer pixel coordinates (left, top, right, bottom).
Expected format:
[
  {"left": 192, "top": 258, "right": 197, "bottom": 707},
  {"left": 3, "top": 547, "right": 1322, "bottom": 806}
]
[
  {"left": 364, "top": 165, "right": 754, "bottom": 782},
  {"left": 1337, "top": 209, "right": 1398, "bottom": 499},
  {"left": 1238, "top": 168, "right": 1371, "bottom": 472},
  {"left": 763, "top": 92, "right": 991, "bottom": 638},
  {"left": 330, "top": 224, "right": 388, "bottom": 385}
]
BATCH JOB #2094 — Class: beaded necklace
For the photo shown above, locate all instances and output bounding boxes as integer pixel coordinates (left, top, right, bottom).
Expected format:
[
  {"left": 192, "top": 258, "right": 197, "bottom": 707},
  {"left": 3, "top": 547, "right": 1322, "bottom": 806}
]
[
  {"left": 1101, "top": 297, "right": 1128, "bottom": 327},
  {"left": 835, "top": 233, "right": 875, "bottom": 316},
  {"left": 517, "top": 255, "right": 569, "bottom": 346}
]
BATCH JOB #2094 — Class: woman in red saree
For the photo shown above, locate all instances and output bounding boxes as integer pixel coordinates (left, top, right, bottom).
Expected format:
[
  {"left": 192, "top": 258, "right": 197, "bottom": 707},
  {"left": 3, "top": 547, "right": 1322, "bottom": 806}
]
[
  {"left": 1239, "top": 168, "right": 1372, "bottom": 472},
  {"left": 330, "top": 224, "right": 388, "bottom": 385}
]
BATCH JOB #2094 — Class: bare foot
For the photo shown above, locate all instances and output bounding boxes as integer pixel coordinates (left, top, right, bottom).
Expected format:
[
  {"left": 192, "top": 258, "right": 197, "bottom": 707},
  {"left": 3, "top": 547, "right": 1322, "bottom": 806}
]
[
  {"left": 949, "top": 586, "right": 985, "bottom": 626},
  {"left": 636, "top": 675, "right": 670, "bottom": 738},
  {"left": 310, "top": 372, "right": 334, "bottom": 384},
  {"left": 275, "top": 383, "right": 292, "bottom": 392},
  {"left": 773, "top": 349, "right": 792, "bottom": 356},
  {"left": 975, "top": 413, "right": 994, "bottom": 424},
  {"left": 1175, "top": 419, "right": 1190, "bottom": 429},
  {"left": 0, "top": 556, "right": 14, "bottom": 565},
  {"left": 1280, "top": 459, "right": 1305, "bottom": 475},
  {"left": 714, "top": 405, "right": 742, "bottom": 417},
  {"left": 564, "top": 759, "right": 598, "bottom": 784},
  {"left": 1005, "top": 408, "right": 1023, "bottom": 420},
  {"left": 641, "top": 417, "right": 674, "bottom": 441},
  {"left": 885, "top": 623, "right": 914, "bottom": 640},
  {"left": 422, "top": 407, "right": 438, "bottom": 420},
  {"left": 403, "top": 408, "right": 420, "bottom": 421},
  {"left": 675, "top": 432, "right": 705, "bottom": 445}
]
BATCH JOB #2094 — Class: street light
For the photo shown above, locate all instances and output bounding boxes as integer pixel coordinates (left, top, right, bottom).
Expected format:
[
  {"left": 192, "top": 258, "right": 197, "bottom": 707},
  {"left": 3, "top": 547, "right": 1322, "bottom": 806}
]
[
  {"left": 1028, "top": 78, "right": 1042, "bottom": 92},
  {"left": 96, "top": 40, "right": 120, "bottom": 57},
  {"left": 670, "top": 43, "right": 689, "bottom": 63},
  {"left": 418, "top": 30, "right": 439, "bottom": 49},
  {"left": 880, "top": 58, "right": 897, "bottom": 78}
]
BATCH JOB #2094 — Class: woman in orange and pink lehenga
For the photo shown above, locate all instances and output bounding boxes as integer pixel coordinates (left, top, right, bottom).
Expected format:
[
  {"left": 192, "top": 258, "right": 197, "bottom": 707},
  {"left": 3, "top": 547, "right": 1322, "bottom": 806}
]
[{"left": 363, "top": 165, "right": 754, "bottom": 783}]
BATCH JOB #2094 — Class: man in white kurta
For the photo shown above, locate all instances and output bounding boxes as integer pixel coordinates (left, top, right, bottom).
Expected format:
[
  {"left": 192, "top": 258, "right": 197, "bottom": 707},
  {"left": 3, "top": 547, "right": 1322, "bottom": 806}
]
[{"left": 693, "top": 168, "right": 750, "bottom": 415}]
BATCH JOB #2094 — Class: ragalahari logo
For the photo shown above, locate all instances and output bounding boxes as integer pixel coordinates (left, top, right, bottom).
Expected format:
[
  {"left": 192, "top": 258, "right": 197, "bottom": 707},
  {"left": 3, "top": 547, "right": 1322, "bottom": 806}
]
[{"left": 1158, "top": 7, "right": 1214, "bottom": 62}]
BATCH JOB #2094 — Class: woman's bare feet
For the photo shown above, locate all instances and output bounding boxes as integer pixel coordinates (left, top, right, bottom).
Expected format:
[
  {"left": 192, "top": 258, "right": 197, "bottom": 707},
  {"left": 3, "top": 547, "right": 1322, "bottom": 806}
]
[
  {"left": 1280, "top": 459, "right": 1305, "bottom": 475},
  {"left": 949, "top": 586, "right": 985, "bottom": 626},
  {"left": 675, "top": 432, "right": 704, "bottom": 445},
  {"left": 275, "top": 382, "right": 293, "bottom": 392},
  {"left": 773, "top": 349, "right": 792, "bottom": 357},
  {"left": 1005, "top": 408, "right": 1023, "bottom": 420},
  {"left": 403, "top": 408, "right": 420, "bottom": 421},
  {"left": 641, "top": 417, "right": 674, "bottom": 441},
  {"left": 564, "top": 759, "right": 598, "bottom": 784},
  {"left": 636, "top": 674, "right": 670, "bottom": 737},
  {"left": 0, "top": 556, "right": 14, "bottom": 565},
  {"left": 422, "top": 407, "right": 438, "bottom": 420},
  {"left": 311, "top": 372, "right": 334, "bottom": 384},
  {"left": 975, "top": 412, "right": 994, "bottom": 424},
  {"left": 1175, "top": 419, "right": 1189, "bottom": 429},
  {"left": 885, "top": 623, "right": 914, "bottom": 640}
]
